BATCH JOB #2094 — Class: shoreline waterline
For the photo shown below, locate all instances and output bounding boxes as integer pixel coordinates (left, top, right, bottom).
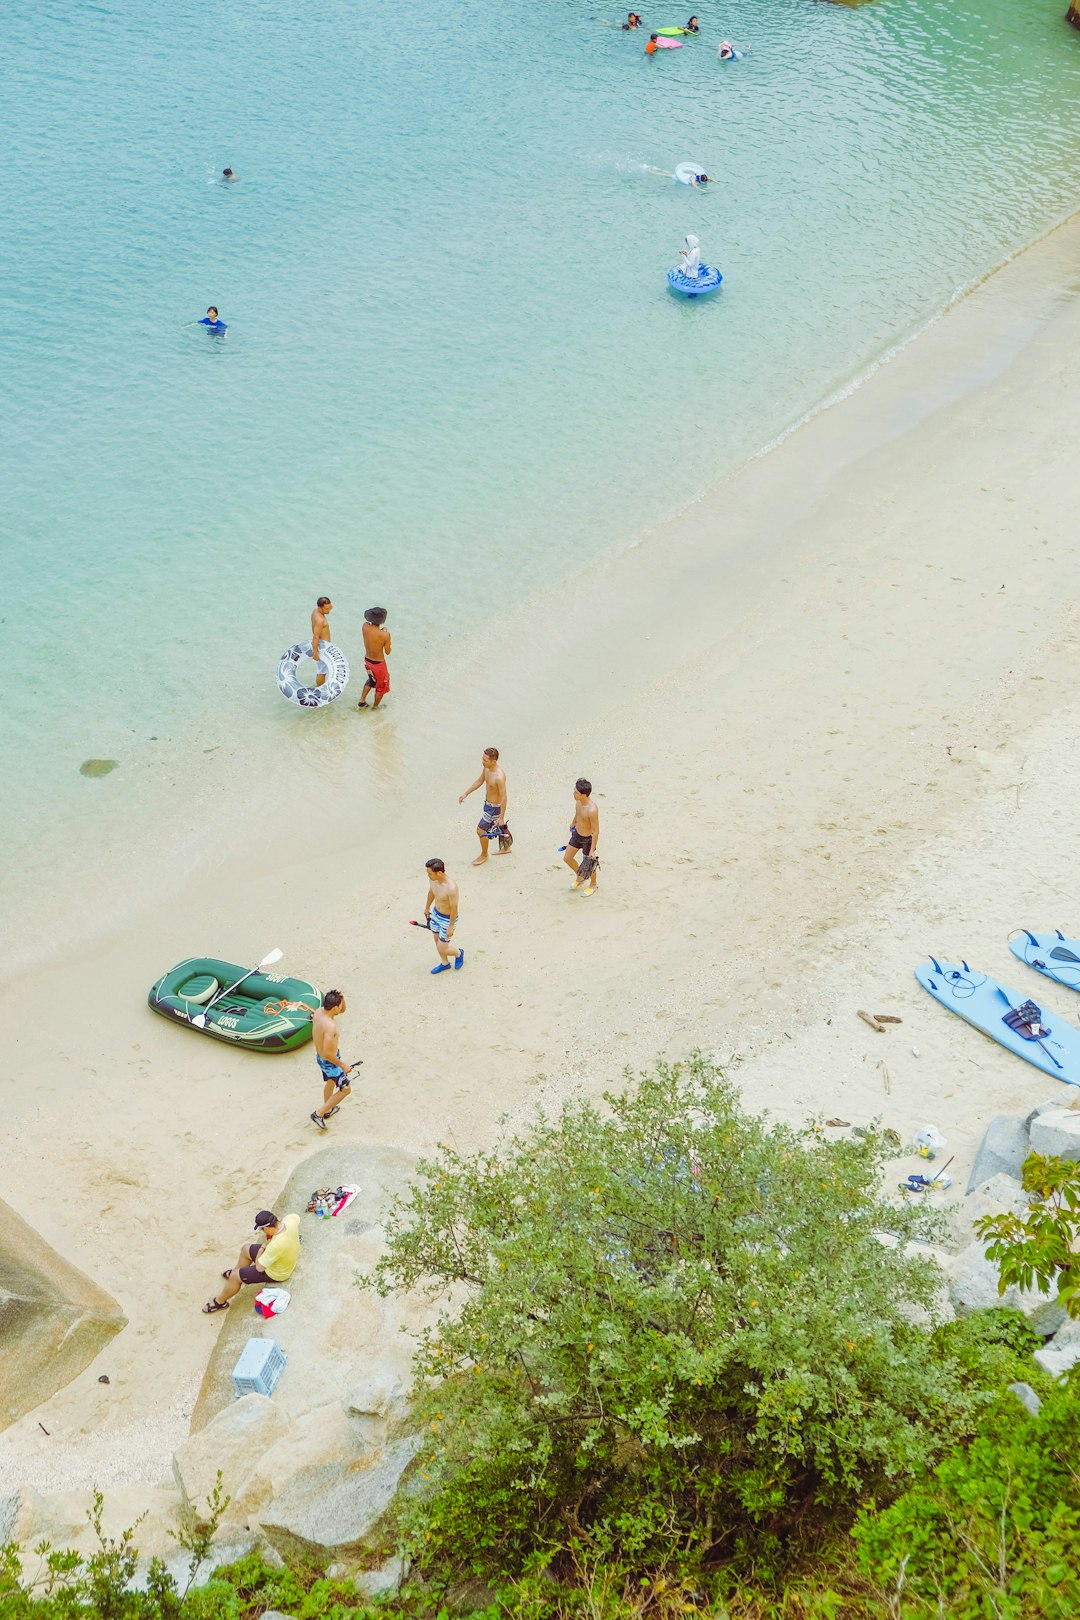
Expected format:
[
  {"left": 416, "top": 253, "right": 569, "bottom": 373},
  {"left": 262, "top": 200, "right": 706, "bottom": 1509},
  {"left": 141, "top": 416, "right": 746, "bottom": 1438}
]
[
  {"left": 3, "top": 196, "right": 1080, "bottom": 1502},
  {"left": 6, "top": 0, "right": 1080, "bottom": 978},
  {"left": 7, "top": 200, "right": 1080, "bottom": 988}
]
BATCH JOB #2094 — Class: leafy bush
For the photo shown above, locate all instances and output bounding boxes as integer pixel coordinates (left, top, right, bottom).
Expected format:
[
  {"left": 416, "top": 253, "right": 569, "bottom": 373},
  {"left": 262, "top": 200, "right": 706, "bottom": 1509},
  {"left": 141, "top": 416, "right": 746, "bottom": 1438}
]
[
  {"left": 854, "top": 1378, "right": 1080, "bottom": 1618},
  {"left": 929, "top": 1309, "right": 1050, "bottom": 1396},
  {"left": 976, "top": 1152, "right": 1080, "bottom": 1318},
  {"left": 363, "top": 1056, "right": 976, "bottom": 1586}
]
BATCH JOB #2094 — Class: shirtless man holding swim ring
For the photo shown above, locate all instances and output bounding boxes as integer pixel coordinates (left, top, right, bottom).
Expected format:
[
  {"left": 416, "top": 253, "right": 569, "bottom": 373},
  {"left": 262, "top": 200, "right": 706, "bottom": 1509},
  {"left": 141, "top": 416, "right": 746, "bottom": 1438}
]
[{"left": 310, "top": 596, "right": 333, "bottom": 689}]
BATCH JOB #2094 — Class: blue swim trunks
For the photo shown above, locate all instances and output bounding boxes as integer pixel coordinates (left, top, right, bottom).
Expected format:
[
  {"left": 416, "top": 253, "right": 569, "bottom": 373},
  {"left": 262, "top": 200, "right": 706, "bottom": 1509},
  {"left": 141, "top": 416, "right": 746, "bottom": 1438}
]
[
  {"left": 429, "top": 908, "right": 452, "bottom": 943},
  {"left": 477, "top": 801, "right": 503, "bottom": 838},
  {"left": 317, "top": 1054, "right": 348, "bottom": 1086}
]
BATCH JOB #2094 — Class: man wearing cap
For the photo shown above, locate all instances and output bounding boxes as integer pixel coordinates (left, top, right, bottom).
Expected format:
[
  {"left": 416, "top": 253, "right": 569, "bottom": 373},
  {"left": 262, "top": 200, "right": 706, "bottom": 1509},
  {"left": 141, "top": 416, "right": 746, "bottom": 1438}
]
[{"left": 203, "top": 1210, "right": 300, "bottom": 1314}]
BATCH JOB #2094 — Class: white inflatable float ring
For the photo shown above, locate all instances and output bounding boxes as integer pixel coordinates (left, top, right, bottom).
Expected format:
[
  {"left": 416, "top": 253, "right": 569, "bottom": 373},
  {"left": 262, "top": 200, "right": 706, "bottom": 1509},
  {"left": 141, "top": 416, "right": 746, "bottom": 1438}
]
[
  {"left": 277, "top": 640, "right": 350, "bottom": 707},
  {"left": 674, "top": 161, "right": 706, "bottom": 185}
]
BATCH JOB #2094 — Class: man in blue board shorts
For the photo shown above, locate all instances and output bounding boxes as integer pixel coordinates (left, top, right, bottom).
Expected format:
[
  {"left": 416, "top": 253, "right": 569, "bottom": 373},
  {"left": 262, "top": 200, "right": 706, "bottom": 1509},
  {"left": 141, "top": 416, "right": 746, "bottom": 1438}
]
[{"left": 310, "top": 989, "right": 360, "bottom": 1130}]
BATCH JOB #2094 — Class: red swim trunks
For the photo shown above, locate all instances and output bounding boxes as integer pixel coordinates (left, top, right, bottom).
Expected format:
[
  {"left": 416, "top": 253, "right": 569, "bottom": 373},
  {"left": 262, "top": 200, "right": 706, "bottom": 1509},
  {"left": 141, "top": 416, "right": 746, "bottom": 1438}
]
[{"left": 364, "top": 658, "right": 390, "bottom": 696}]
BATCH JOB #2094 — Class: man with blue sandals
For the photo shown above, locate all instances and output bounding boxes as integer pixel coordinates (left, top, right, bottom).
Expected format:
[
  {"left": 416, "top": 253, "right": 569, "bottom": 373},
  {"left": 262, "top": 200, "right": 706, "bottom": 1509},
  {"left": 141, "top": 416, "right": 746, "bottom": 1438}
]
[{"left": 424, "top": 859, "right": 465, "bottom": 975}]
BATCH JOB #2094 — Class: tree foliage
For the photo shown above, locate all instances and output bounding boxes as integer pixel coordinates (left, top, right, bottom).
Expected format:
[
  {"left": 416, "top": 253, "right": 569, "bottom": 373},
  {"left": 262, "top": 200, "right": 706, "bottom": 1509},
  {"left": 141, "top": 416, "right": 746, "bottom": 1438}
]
[
  {"left": 363, "top": 1056, "right": 976, "bottom": 1584},
  {"left": 854, "top": 1378, "right": 1080, "bottom": 1618},
  {"left": 976, "top": 1151, "right": 1080, "bottom": 1318}
]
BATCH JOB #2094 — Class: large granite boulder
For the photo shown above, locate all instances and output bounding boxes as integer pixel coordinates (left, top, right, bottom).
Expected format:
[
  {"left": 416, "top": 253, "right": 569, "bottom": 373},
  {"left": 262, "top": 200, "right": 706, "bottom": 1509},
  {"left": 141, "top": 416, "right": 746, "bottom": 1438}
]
[
  {"left": 945, "top": 1241, "right": 1065, "bottom": 1336},
  {"left": 258, "top": 1436, "right": 420, "bottom": 1562},
  {"left": 1025, "top": 1097, "right": 1069, "bottom": 1131},
  {"left": 1029, "top": 1105, "right": 1080, "bottom": 1163},
  {"left": 1033, "top": 1315, "right": 1080, "bottom": 1379},
  {"left": 20, "top": 1484, "right": 184, "bottom": 1561},
  {"left": 0, "top": 1196, "right": 126, "bottom": 1431},
  {"left": 174, "top": 1143, "right": 434, "bottom": 1561},
  {"left": 191, "top": 1142, "right": 425, "bottom": 1437},
  {"left": 173, "top": 1393, "right": 291, "bottom": 1514},
  {"left": 965, "top": 1114, "right": 1031, "bottom": 1194},
  {"left": 944, "top": 1171, "right": 1029, "bottom": 1252}
]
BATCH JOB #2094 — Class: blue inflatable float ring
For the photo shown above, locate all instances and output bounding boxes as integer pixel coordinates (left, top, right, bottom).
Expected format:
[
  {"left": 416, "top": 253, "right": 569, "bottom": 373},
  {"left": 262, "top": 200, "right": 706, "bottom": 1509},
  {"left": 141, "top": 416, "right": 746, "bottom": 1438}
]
[{"left": 667, "top": 265, "right": 724, "bottom": 298}]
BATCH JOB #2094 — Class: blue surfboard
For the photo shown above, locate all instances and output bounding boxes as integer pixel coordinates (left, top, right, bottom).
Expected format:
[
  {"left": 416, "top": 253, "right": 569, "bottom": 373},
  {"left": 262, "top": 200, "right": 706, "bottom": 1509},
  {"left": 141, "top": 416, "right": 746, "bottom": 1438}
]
[
  {"left": 914, "top": 957, "right": 1080, "bottom": 1086},
  {"left": 1009, "top": 930, "right": 1080, "bottom": 994}
]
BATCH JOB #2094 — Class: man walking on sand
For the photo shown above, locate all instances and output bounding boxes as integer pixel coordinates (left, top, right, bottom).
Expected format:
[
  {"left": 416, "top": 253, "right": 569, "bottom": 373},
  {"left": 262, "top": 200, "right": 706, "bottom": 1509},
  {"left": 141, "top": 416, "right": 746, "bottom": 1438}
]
[
  {"left": 458, "top": 746, "right": 511, "bottom": 865},
  {"left": 310, "top": 596, "right": 333, "bottom": 689},
  {"left": 424, "top": 858, "right": 465, "bottom": 974},
  {"left": 203, "top": 1209, "right": 300, "bottom": 1314},
  {"left": 310, "top": 989, "right": 360, "bottom": 1131},
  {"left": 563, "top": 777, "right": 600, "bottom": 894},
  {"left": 357, "top": 607, "right": 391, "bottom": 709}
]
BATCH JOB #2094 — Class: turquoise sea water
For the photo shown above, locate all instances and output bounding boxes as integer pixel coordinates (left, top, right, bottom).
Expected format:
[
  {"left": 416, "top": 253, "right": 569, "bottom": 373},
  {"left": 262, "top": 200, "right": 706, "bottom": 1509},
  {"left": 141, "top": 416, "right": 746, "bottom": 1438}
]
[{"left": 2, "top": 0, "right": 1080, "bottom": 963}]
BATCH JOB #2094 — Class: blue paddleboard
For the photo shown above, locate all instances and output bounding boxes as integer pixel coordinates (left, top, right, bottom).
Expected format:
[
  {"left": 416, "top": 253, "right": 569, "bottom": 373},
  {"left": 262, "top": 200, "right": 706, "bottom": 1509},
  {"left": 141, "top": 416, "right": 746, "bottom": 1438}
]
[
  {"left": 914, "top": 957, "right": 1080, "bottom": 1086},
  {"left": 1009, "top": 930, "right": 1080, "bottom": 994}
]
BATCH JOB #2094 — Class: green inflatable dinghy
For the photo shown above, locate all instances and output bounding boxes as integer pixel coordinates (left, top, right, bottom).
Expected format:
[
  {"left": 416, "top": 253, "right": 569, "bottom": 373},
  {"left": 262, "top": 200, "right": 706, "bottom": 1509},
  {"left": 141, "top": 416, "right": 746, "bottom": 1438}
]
[{"left": 148, "top": 957, "right": 320, "bottom": 1053}]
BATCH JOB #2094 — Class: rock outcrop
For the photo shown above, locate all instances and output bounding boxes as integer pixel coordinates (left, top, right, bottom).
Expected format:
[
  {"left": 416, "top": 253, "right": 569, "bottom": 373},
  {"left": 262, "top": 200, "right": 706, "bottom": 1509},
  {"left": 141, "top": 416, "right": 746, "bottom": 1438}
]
[
  {"left": 0, "top": 1195, "right": 126, "bottom": 1432},
  {"left": 1029, "top": 1103, "right": 1080, "bottom": 1163},
  {"left": 965, "top": 1114, "right": 1031, "bottom": 1194},
  {"left": 178, "top": 1143, "right": 432, "bottom": 1563},
  {"left": 1033, "top": 1315, "right": 1080, "bottom": 1379}
]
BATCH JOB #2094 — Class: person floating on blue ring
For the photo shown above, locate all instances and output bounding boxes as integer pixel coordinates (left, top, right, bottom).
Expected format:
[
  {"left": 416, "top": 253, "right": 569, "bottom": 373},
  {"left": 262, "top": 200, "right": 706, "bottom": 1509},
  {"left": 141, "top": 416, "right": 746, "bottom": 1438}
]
[{"left": 199, "top": 306, "right": 228, "bottom": 334}]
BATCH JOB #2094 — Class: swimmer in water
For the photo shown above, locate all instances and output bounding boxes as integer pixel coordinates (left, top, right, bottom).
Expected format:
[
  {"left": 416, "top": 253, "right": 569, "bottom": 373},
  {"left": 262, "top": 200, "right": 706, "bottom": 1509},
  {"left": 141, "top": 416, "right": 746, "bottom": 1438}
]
[
  {"left": 685, "top": 15, "right": 700, "bottom": 29},
  {"left": 198, "top": 306, "right": 228, "bottom": 334},
  {"left": 222, "top": 168, "right": 238, "bottom": 182},
  {"left": 645, "top": 32, "right": 659, "bottom": 52},
  {"left": 718, "top": 40, "right": 736, "bottom": 58},
  {"left": 622, "top": 11, "right": 643, "bottom": 27}
]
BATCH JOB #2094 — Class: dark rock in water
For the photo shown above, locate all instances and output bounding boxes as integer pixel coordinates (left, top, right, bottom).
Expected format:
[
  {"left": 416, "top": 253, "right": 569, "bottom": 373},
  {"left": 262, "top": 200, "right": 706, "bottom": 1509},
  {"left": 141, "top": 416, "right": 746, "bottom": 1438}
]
[
  {"left": 966, "top": 1113, "right": 1030, "bottom": 1194},
  {"left": 79, "top": 759, "right": 119, "bottom": 778}
]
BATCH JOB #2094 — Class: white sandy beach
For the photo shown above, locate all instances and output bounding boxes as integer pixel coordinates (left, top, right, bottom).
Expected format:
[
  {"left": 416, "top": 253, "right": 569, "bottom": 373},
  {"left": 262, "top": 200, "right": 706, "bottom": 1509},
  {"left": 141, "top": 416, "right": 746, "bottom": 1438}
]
[{"left": 3, "top": 211, "right": 1080, "bottom": 1496}]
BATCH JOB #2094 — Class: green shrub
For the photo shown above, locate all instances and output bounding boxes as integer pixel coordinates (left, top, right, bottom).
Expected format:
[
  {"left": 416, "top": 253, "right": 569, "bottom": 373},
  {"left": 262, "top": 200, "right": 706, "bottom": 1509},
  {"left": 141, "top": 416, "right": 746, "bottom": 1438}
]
[
  {"left": 930, "top": 1308, "right": 1050, "bottom": 1395},
  {"left": 363, "top": 1056, "right": 975, "bottom": 1586},
  {"left": 854, "top": 1378, "right": 1080, "bottom": 1618},
  {"left": 976, "top": 1152, "right": 1080, "bottom": 1318}
]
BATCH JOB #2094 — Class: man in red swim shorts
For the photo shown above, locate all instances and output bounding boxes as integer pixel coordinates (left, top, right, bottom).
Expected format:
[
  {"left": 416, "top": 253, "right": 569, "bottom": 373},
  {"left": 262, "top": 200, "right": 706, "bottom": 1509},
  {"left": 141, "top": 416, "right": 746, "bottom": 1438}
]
[{"left": 358, "top": 607, "right": 391, "bottom": 709}]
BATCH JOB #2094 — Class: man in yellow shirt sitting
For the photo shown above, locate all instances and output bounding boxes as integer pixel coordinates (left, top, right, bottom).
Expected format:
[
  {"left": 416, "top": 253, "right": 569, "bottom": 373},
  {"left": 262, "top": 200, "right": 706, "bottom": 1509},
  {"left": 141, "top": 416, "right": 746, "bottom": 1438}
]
[{"left": 203, "top": 1209, "right": 300, "bottom": 1314}]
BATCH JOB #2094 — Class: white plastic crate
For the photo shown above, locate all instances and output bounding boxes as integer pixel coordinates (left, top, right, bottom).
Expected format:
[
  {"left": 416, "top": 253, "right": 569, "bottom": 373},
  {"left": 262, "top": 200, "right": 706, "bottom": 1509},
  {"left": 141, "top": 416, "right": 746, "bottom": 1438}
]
[{"left": 231, "top": 1336, "right": 287, "bottom": 1398}]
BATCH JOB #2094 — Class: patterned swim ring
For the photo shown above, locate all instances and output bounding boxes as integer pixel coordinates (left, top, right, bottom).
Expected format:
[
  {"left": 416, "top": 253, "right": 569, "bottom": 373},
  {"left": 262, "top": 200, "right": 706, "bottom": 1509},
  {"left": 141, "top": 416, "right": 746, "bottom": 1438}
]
[{"left": 277, "top": 640, "right": 350, "bottom": 707}]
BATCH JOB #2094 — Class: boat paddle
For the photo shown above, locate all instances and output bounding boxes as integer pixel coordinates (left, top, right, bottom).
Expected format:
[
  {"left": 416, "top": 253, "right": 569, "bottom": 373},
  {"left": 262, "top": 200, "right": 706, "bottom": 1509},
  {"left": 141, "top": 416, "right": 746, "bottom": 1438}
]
[
  {"left": 192, "top": 948, "right": 284, "bottom": 1028},
  {"left": 994, "top": 982, "right": 1063, "bottom": 1071}
]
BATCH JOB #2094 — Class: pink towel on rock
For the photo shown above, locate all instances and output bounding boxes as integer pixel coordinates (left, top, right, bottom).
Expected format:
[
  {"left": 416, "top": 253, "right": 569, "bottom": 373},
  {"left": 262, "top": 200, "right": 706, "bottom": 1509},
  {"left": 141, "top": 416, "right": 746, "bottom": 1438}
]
[{"left": 331, "top": 1184, "right": 360, "bottom": 1217}]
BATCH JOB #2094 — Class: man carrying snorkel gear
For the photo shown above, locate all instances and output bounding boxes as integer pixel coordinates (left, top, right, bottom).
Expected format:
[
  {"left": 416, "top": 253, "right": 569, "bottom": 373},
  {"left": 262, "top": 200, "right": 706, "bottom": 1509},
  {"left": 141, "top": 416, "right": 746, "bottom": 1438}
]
[
  {"left": 310, "top": 989, "right": 359, "bottom": 1130},
  {"left": 198, "top": 306, "right": 228, "bottom": 334},
  {"left": 563, "top": 778, "right": 600, "bottom": 895},
  {"left": 424, "top": 859, "right": 465, "bottom": 975}
]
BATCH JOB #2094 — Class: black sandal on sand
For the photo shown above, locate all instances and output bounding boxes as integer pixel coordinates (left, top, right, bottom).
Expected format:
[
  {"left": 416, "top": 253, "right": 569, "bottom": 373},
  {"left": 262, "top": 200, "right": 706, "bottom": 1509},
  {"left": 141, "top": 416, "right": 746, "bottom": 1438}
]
[{"left": 203, "top": 1298, "right": 229, "bottom": 1314}]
